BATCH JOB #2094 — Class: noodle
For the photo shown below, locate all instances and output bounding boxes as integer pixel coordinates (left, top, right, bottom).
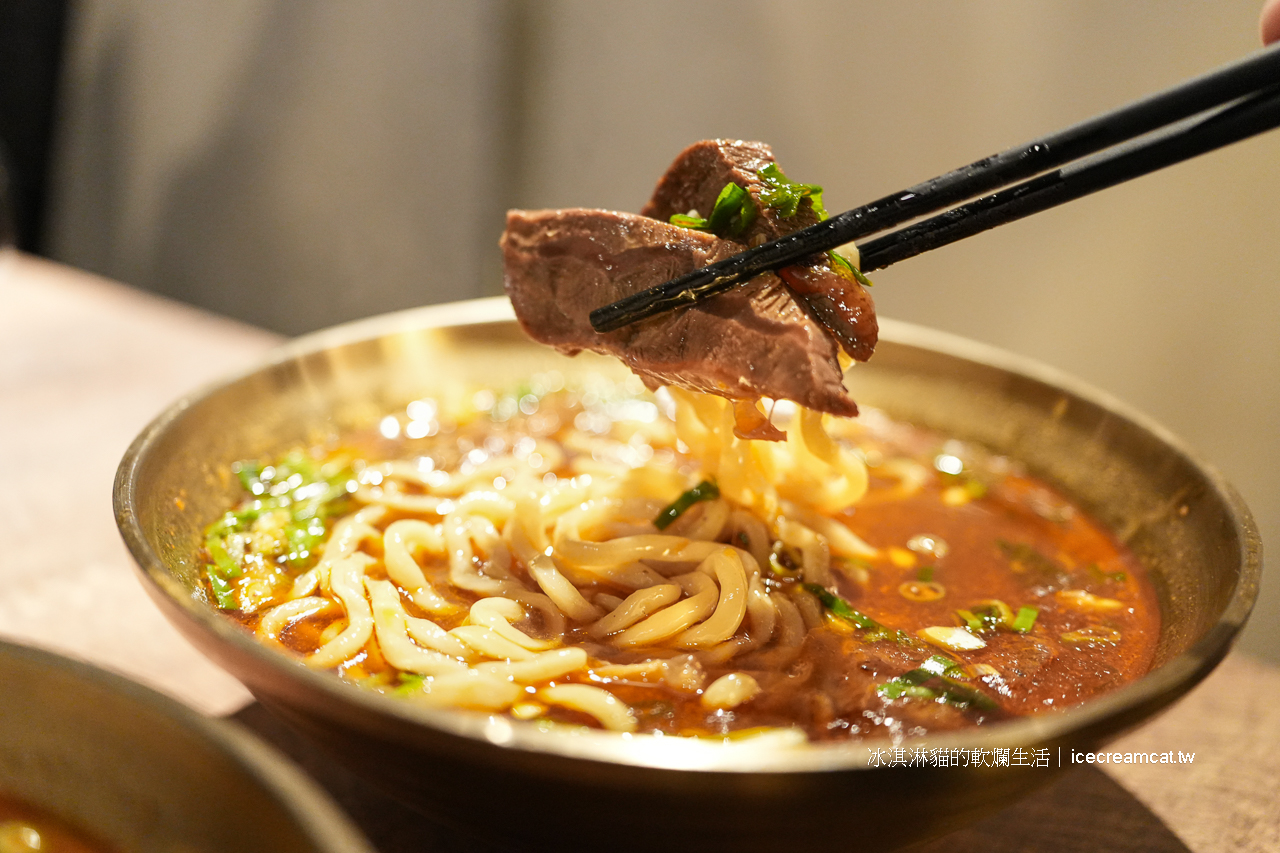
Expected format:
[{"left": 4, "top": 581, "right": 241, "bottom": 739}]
[
  {"left": 467, "top": 597, "right": 557, "bottom": 650},
  {"left": 589, "top": 584, "right": 682, "bottom": 636},
  {"left": 382, "top": 520, "right": 457, "bottom": 614},
  {"left": 538, "top": 684, "right": 637, "bottom": 732},
  {"left": 308, "top": 553, "right": 376, "bottom": 668},
  {"left": 366, "top": 579, "right": 468, "bottom": 675},
  {"left": 612, "top": 572, "right": 719, "bottom": 647}
]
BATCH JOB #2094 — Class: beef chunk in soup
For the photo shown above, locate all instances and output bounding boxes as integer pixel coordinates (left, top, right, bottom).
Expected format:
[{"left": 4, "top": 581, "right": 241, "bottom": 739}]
[
  {"left": 502, "top": 208, "right": 858, "bottom": 416},
  {"left": 745, "top": 631, "right": 1005, "bottom": 738}
]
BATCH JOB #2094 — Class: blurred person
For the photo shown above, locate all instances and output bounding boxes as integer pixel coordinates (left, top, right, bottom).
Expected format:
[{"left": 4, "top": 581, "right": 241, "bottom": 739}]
[{"left": 1264, "top": 0, "right": 1280, "bottom": 42}]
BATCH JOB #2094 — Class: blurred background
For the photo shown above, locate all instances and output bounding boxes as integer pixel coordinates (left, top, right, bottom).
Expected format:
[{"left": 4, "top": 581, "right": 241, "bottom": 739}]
[{"left": 4, "top": 0, "right": 1277, "bottom": 662}]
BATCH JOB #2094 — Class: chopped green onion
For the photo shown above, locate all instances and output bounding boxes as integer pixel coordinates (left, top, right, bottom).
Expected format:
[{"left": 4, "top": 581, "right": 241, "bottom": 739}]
[
  {"left": 971, "top": 599, "right": 1015, "bottom": 630},
  {"left": 879, "top": 680, "right": 936, "bottom": 701},
  {"left": 920, "top": 655, "right": 965, "bottom": 677},
  {"left": 706, "top": 182, "right": 757, "bottom": 237},
  {"left": 802, "top": 583, "right": 881, "bottom": 631},
  {"left": 653, "top": 480, "right": 720, "bottom": 530},
  {"left": 955, "top": 608, "right": 985, "bottom": 632},
  {"left": 878, "top": 665, "right": 998, "bottom": 711},
  {"left": 204, "top": 533, "right": 242, "bottom": 578},
  {"left": 668, "top": 182, "right": 757, "bottom": 238},
  {"left": 1012, "top": 606, "right": 1040, "bottom": 633},
  {"left": 203, "top": 451, "right": 355, "bottom": 608},
  {"left": 826, "top": 249, "right": 875, "bottom": 287},
  {"left": 757, "top": 164, "right": 825, "bottom": 219},
  {"left": 668, "top": 212, "right": 708, "bottom": 229},
  {"left": 916, "top": 565, "right": 935, "bottom": 582},
  {"left": 878, "top": 680, "right": 911, "bottom": 700},
  {"left": 207, "top": 571, "right": 237, "bottom": 609},
  {"left": 233, "top": 460, "right": 265, "bottom": 493},
  {"left": 394, "top": 673, "right": 426, "bottom": 696},
  {"left": 938, "top": 680, "right": 997, "bottom": 711},
  {"left": 204, "top": 529, "right": 244, "bottom": 609}
]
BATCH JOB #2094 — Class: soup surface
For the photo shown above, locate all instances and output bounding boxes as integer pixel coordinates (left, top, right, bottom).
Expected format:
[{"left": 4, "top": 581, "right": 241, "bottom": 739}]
[
  {"left": 202, "top": 377, "right": 1158, "bottom": 743},
  {"left": 0, "top": 796, "right": 115, "bottom": 853}
]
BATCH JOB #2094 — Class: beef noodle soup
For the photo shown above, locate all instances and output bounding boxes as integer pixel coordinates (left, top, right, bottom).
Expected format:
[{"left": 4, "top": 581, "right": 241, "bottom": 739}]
[{"left": 200, "top": 377, "right": 1158, "bottom": 743}]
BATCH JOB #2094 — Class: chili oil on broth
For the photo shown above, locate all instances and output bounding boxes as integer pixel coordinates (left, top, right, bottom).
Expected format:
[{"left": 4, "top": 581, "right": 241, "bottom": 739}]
[{"left": 203, "top": 375, "right": 1159, "bottom": 744}]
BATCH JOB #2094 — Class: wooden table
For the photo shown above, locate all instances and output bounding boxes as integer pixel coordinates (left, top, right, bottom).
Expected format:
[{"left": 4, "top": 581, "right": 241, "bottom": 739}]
[{"left": 2, "top": 251, "right": 1276, "bottom": 852}]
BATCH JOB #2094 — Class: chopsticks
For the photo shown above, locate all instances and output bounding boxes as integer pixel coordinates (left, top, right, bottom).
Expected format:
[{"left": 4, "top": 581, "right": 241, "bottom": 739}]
[{"left": 589, "top": 43, "right": 1280, "bottom": 334}]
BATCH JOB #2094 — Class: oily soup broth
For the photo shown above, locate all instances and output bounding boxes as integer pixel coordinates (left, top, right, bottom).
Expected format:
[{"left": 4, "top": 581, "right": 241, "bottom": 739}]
[{"left": 205, "top": 377, "right": 1158, "bottom": 743}]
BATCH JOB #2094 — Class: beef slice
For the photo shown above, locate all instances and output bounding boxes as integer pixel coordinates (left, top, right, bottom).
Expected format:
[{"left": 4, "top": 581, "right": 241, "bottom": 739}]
[{"left": 501, "top": 208, "right": 858, "bottom": 417}]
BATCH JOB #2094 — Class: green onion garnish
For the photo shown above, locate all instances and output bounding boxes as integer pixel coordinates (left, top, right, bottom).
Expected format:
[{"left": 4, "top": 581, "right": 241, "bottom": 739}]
[
  {"left": 802, "top": 583, "right": 881, "bottom": 631},
  {"left": 757, "top": 164, "right": 825, "bottom": 219},
  {"left": 234, "top": 460, "right": 265, "bottom": 493},
  {"left": 920, "top": 655, "right": 965, "bottom": 677},
  {"left": 955, "top": 608, "right": 985, "bottom": 633},
  {"left": 206, "top": 571, "right": 237, "bottom": 610},
  {"left": 394, "top": 673, "right": 426, "bottom": 696},
  {"left": 879, "top": 680, "right": 936, "bottom": 701},
  {"left": 706, "top": 182, "right": 756, "bottom": 237},
  {"left": 668, "top": 212, "right": 708, "bottom": 229},
  {"left": 826, "top": 249, "right": 874, "bottom": 287},
  {"left": 1012, "top": 606, "right": 1040, "bottom": 633},
  {"left": 653, "top": 480, "right": 720, "bottom": 530},
  {"left": 916, "top": 565, "right": 935, "bottom": 582},
  {"left": 668, "top": 182, "right": 757, "bottom": 238},
  {"left": 878, "top": 665, "right": 998, "bottom": 711},
  {"left": 204, "top": 451, "right": 354, "bottom": 609},
  {"left": 204, "top": 525, "right": 245, "bottom": 609}
]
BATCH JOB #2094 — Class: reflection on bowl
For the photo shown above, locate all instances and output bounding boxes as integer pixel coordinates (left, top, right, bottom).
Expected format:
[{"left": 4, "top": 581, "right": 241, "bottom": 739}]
[
  {"left": 114, "top": 297, "right": 1259, "bottom": 852},
  {"left": 0, "top": 639, "right": 373, "bottom": 853}
]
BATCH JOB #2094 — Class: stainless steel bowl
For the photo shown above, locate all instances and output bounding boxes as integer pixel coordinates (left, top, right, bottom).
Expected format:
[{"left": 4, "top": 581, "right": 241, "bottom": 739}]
[
  {"left": 0, "top": 639, "right": 374, "bottom": 853},
  {"left": 114, "top": 298, "right": 1261, "bottom": 852}
]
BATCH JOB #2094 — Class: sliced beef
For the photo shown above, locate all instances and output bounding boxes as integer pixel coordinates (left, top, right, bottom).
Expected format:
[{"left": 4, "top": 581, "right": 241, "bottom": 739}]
[
  {"left": 642, "top": 139, "right": 878, "bottom": 363},
  {"left": 743, "top": 631, "right": 998, "bottom": 739},
  {"left": 778, "top": 265, "right": 877, "bottom": 362},
  {"left": 501, "top": 208, "right": 858, "bottom": 417},
  {"left": 642, "top": 139, "right": 824, "bottom": 246}
]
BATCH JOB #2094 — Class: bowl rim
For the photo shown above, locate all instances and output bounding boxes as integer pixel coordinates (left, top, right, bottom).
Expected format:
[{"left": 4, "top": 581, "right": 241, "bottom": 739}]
[
  {"left": 0, "top": 637, "right": 375, "bottom": 852},
  {"left": 113, "top": 297, "right": 1262, "bottom": 774}
]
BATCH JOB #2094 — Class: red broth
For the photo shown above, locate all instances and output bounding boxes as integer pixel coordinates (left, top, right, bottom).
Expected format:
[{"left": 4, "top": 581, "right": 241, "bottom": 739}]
[{"left": 204, "top": 388, "right": 1159, "bottom": 742}]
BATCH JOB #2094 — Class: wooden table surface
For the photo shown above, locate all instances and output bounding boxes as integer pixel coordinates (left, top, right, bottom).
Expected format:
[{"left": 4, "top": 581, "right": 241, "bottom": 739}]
[{"left": 2, "top": 250, "right": 1276, "bottom": 852}]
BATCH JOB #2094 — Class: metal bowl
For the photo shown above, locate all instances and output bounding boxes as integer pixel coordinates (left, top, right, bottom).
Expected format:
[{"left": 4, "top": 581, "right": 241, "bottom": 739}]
[
  {"left": 114, "top": 297, "right": 1260, "bottom": 852},
  {"left": 0, "top": 639, "right": 373, "bottom": 853}
]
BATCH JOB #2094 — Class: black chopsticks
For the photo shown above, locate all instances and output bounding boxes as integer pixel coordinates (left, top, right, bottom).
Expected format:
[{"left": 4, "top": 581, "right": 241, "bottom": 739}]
[{"left": 589, "top": 42, "right": 1280, "bottom": 334}]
